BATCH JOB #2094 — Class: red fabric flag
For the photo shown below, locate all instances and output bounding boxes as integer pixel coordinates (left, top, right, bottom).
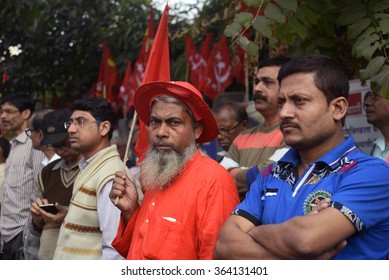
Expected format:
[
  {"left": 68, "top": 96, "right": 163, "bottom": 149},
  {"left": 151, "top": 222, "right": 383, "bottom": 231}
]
[
  {"left": 95, "top": 41, "right": 120, "bottom": 106},
  {"left": 127, "top": 7, "right": 155, "bottom": 112},
  {"left": 199, "top": 36, "right": 233, "bottom": 101},
  {"left": 118, "top": 60, "right": 132, "bottom": 116},
  {"left": 232, "top": 45, "right": 246, "bottom": 85},
  {"left": 184, "top": 33, "right": 213, "bottom": 89},
  {"left": 134, "top": 3, "right": 170, "bottom": 163}
]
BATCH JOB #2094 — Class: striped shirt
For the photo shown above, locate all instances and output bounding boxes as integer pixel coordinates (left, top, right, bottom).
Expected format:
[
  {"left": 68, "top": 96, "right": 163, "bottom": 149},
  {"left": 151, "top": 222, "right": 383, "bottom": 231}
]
[{"left": 0, "top": 132, "right": 45, "bottom": 244}]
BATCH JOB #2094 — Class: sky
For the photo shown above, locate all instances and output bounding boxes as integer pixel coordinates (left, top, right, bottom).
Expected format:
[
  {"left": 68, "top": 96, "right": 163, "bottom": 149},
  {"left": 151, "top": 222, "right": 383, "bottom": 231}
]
[{"left": 154, "top": 0, "right": 207, "bottom": 20}]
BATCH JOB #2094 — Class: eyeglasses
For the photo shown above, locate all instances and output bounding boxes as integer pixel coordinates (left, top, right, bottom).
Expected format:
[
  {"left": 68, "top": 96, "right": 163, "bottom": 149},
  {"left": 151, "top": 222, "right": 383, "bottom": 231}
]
[
  {"left": 1, "top": 108, "right": 20, "bottom": 115},
  {"left": 64, "top": 118, "right": 102, "bottom": 129},
  {"left": 218, "top": 122, "right": 242, "bottom": 136},
  {"left": 25, "top": 128, "right": 36, "bottom": 137}
]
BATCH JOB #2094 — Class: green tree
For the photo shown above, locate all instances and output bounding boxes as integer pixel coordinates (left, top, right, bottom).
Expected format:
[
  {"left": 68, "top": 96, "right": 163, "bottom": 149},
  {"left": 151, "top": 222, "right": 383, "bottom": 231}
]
[{"left": 225, "top": 0, "right": 389, "bottom": 96}]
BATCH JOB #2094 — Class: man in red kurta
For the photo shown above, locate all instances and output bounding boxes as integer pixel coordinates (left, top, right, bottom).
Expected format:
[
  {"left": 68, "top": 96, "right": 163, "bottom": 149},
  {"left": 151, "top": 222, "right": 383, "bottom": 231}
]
[{"left": 110, "top": 81, "right": 239, "bottom": 259}]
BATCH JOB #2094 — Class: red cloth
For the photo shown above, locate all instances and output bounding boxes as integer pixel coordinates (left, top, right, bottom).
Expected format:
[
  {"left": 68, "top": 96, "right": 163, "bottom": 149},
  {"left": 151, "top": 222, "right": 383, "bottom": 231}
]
[
  {"left": 126, "top": 7, "right": 155, "bottom": 112},
  {"left": 134, "top": 4, "right": 170, "bottom": 164},
  {"left": 199, "top": 36, "right": 233, "bottom": 101},
  {"left": 112, "top": 151, "right": 239, "bottom": 259},
  {"left": 95, "top": 41, "right": 120, "bottom": 105}
]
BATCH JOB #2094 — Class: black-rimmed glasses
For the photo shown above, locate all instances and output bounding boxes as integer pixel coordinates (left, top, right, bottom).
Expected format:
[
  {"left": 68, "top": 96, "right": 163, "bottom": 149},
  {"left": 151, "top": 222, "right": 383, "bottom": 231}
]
[
  {"left": 218, "top": 121, "right": 242, "bottom": 136},
  {"left": 64, "top": 118, "right": 102, "bottom": 129}
]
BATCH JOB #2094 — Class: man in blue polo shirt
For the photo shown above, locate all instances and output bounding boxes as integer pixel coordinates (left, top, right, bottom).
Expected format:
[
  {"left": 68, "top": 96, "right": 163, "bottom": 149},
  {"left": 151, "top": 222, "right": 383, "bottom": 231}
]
[{"left": 215, "top": 55, "right": 389, "bottom": 260}]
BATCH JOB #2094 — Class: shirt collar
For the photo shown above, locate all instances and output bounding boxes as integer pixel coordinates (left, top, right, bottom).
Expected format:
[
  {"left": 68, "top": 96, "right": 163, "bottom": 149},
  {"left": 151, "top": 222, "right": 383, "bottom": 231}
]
[{"left": 279, "top": 137, "right": 357, "bottom": 168}]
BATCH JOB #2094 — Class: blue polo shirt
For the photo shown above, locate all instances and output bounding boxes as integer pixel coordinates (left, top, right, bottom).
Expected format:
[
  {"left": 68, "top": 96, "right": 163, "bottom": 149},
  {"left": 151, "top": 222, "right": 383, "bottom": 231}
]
[{"left": 235, "top": 137, "right": 389, "bottom": 259}]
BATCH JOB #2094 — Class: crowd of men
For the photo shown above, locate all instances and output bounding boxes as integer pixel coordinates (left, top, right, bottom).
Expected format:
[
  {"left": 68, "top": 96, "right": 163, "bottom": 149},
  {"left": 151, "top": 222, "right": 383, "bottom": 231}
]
[{"left": 0, "top": 54, "right": 388, "bottom": 260}]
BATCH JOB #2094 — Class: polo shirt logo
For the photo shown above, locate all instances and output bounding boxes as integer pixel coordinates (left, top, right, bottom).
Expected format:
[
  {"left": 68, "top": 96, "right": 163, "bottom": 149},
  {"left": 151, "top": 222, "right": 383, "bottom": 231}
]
[{"left": 303, "top": 190, "right": 332, "bottom": 215}]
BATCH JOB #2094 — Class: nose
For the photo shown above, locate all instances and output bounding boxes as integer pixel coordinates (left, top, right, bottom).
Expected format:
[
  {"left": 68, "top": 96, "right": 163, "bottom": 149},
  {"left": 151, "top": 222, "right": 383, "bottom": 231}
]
[
  {"left": 67, "top": 122, "right": 76, "bottom": 133},
  {"left": 156, "top": 122, "right": 169, "bottom": 138},
  {"left": 279, "top": 102, "right": 294, "bottom": 120}
]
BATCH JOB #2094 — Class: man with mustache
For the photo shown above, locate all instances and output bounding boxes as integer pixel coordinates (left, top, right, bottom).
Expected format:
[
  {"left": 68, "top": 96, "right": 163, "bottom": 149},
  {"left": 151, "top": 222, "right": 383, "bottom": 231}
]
[
  {"left": 364, "top": 90, "right": 389, "bottom": 163},
  {"left": 220, "top": 56, "right": 290, "bottom": 201},
  {"left": 0, "top": 93, "right": 45, "bottom": 260},
  {"left": 215, "top": 55, "right": 389, "bottom": 259},
  {"left": 109, "top": 81, "right": 239, "bottom": 259}
]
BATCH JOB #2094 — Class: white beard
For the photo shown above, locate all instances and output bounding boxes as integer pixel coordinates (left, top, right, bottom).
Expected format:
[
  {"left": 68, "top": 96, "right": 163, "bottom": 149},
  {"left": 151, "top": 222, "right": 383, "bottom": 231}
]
[{"left": 139, "top": 142, "right": 197, "bottom": 190}]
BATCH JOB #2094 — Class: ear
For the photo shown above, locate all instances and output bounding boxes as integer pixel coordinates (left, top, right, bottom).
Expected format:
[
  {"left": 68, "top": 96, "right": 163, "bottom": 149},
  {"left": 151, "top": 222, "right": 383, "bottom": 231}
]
[
  {"left": 21, "top": 109, "right": 32, "bottom": 121},
  {"left": 331, "top": 97, "right": 348, "bottom": 122},
  {"left": 194, "top": 122, "right": 203, "bottom": 141},
  {"left": 99, "top": 120, "right": 111, "bottom": 137}
]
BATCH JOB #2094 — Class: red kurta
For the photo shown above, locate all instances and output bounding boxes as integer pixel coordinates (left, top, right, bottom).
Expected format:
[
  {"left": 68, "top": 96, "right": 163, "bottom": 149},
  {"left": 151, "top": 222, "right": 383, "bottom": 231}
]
[{"left": 112, "top": 151, "right": 239, "bottom": 259}]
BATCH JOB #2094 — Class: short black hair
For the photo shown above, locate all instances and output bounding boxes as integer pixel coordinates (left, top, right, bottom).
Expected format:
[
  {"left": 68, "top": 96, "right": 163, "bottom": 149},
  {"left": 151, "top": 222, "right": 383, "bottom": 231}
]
[
  {"left": 277, "top": 55, "right": 349, "bottom": 104},
  {"left": 0, "top": 92, "right": 35, "bottom": 117},
  {"left": 258, "top": 56, "right": 292, "bottom": 69},
  {"left": 71, "top": 97, "right": 115, "bottom": 140},
  {"left": 0, "top": 137, "right": 11, "bottom": 159}
]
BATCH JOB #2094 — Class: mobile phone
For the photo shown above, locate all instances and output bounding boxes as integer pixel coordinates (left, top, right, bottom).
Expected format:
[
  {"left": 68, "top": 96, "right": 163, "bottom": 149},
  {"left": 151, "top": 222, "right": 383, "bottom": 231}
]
[{"left": 39, "top": 204, "right": 59, "bottom": 214}]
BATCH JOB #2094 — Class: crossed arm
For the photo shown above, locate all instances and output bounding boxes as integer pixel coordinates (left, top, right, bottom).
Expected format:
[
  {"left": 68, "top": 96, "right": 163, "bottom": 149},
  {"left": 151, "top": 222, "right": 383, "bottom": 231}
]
[{"left": 215, "top": 201, "right": 353, "bottom": 259}]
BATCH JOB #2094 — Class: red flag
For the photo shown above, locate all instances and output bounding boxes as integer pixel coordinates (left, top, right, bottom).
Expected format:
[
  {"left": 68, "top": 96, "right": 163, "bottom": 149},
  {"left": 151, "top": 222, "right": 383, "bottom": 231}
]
[
  {"left": 118, "top": 60, "right": 132, "bottom": 116},
  {"left": 232, "top": 45, "right": 246, "bottom": 85},
  {"left": 95, "top": 41, "right": 120, "bottom": 106},
  {"left": 127, "top": 7, "right": 155, "bottom": 112},
  {"left": 199, "top": 36, "right": 233, "bottom": 101},
  {"left": 134, "top": 3, "right": 170, "bottom": 163},
  {"left": 184, "top": 33, "right": 213, "bottom": 89}
]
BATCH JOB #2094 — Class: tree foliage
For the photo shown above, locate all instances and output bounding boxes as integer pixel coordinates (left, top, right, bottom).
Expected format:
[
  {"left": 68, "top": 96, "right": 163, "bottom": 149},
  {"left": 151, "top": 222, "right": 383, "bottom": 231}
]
[
  {"left": 225, "top": 0, "right": 389, "bottom": 97},
  {"left": 0, "top": 0, "right": 152, "bottom": 103}
]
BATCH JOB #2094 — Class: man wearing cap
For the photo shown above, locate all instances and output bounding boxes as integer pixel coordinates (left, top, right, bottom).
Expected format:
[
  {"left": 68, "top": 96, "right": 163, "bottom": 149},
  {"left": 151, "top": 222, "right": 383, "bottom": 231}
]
[
  {"left": 28, "top": 108, "right": 82, "bottom": 259},
  {"left": 110, "top": 81, "right": 239, "bottom": 260}
]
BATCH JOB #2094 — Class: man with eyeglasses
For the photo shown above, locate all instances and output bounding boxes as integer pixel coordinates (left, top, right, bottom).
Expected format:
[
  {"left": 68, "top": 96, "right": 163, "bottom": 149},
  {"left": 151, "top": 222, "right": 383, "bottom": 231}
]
[
  {"left": 219, "top": 56, "right": 291, "bottom": 201},
  {"left": 212, "top": 102, "right": 248, "bottom": 162},
  {"left": 53, "top": 97, "right": 124, "bottom": 260},
  {"left": 364, "top": 90, "right": 389, "bottom": 163},
  {"left": 0, "top": 92, "right": 45, "bottom": 260},
  {"left": 27, "top": 108, "right": 82, "bottom": 259}
]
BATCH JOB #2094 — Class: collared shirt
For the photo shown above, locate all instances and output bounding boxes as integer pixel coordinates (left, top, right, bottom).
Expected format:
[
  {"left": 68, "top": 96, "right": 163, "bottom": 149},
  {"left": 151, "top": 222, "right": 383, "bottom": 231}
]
[
  {"left": 79, "top": 147, "right": 124, "bottom": 260},
  {"left": 112, "top": 151, "right": 239, "bottom": 260},
  {"left": 0, "top": 132, "right": 45, "bottom": 243},
  {"left": 42, "top": 153, "right": 61, "bottom": 167},
  {"left": 235, "top": 137, "right": 389, "bottom": 259},
  {"left": 371, "top": 135, "right": 389, "bottom": 163}
]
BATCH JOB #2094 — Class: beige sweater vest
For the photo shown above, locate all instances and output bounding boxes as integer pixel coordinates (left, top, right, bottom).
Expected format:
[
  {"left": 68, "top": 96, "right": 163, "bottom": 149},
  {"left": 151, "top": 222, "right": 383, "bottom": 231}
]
[{"left": 54, "top": 146, "right": 123, "bottom": 259}]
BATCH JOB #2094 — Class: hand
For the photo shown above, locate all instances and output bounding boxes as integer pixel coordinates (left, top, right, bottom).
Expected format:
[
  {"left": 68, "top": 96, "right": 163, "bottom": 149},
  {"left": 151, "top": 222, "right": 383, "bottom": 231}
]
[
  {"left": 39, "top": 203, "right": 68, "bottom": 225},
  {"left": 315, "top": 240, "right": 347, "bottom": 260},
  {"left": 310, "top": 198, "right": 331, "bottom": 214},
  {"left": 30, "top": 197, "right": 46, "bottom": 230},
  {"left": 109, "top": 171, "right": 139, "bottom": 223}
]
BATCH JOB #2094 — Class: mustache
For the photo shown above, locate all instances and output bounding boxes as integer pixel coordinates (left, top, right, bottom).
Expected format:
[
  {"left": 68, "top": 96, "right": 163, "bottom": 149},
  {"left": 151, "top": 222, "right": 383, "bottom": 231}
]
[
  {"left": 280, "top": 120, "right": 300, "bottom": 130},
  {"left": 253, "top": 92, "right": 267, "bottom": 101}
]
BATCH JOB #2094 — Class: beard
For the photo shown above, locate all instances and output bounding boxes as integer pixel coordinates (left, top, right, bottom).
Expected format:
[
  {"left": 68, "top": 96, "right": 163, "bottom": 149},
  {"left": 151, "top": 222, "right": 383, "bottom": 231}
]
[{"left": 139, "top": 141, "right": 198, "bottom": 190}]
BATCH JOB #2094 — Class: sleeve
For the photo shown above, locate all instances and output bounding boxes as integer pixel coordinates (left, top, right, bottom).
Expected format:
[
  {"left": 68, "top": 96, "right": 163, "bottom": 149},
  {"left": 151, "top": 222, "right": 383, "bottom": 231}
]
[
  {"left": 330, "top": 161, "right": 389, "bottom": 232},
  {"left": 97, "top": 180, "right": 125, "bottom": 260},
  {"left": 196, "top": 172, "right": 239, "bottom": 260},
  {"left": 233, "top": 169, "right": 267, "bottom": 226}
]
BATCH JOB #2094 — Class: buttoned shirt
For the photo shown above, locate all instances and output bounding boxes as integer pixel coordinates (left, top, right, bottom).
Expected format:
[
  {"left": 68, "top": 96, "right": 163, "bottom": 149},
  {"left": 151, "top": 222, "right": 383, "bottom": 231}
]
[
  {"left": 112, "top": 151, "right": 239, "bottom": 259},
  {"left": 0, "top": 132, "right": 44, "bottom": 244}
]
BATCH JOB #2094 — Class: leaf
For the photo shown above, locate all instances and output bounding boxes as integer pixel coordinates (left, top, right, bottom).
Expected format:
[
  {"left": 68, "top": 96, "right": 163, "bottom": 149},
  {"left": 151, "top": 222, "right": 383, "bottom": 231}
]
[
  {"left": 354, "top": 35, "right": 380, "bottom": 59},
  {"left": 369, "top": 0, "right": 389, "bottom": 12},
  {"left": 238, "top": 36, "right": 250, "bottom": 48},
  {"left": 234, "top": 12, "right": 253, "bottom": 24},
  {"left": 224, "top": 22, "right": 242, "bottom": 38},
  {"left": 364, "top": 56, "right": 386, "bottom": 77},
  {"left": 253, "top": 16, "right": 273, "bottom": 38},
  {"left": 247, "top": 40, "right": 260, "bottom": 57},
  {"left": 379, "top": 19, "right": 389, "bottom": 34},
  {"left": 242, "top": 0, "right": 268, "bottom": 8},
  {"left": 288, "top": 16, "right": 309, "bottom": 40},
  {"left": 264, "top": 3, "right": 286, "bottom": 23},
  {"left": 296, "top": 4, "right": 317, "bottom": 25},
  {"left": 276, "top": 0, "right": 298, "bottom": 12},
  {"left": 347, "top": 17, "right": 372, "bottom": 40},
  {"left": 338, "top": 2, "right": 367, "bottom": 26}
]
